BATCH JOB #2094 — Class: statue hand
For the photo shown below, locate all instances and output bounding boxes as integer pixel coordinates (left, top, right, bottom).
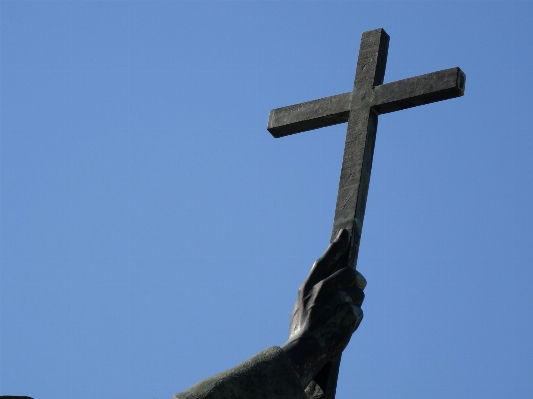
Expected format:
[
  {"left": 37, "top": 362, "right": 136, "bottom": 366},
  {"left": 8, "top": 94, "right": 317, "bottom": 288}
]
[{"left": 281, "top": 229, "right": 366, "bottom": 389}]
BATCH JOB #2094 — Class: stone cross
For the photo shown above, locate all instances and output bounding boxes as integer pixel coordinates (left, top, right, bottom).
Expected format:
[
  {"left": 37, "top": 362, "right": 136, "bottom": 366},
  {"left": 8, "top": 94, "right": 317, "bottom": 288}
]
[{"left": 267, "top": 28, "right": 465, "bottom": 399}]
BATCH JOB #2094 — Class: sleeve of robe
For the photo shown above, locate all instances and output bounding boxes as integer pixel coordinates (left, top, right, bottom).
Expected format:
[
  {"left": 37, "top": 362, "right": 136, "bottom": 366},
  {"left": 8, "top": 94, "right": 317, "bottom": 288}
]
[{"left": 173, "top": 346, "right": 308, "bottom": 399}]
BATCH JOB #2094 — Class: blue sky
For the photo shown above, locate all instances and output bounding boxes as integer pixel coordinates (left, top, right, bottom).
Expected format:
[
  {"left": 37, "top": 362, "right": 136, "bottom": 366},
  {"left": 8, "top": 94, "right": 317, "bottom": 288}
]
[{"left": 1, "top": 2, "right": 532, "bottom": 399}]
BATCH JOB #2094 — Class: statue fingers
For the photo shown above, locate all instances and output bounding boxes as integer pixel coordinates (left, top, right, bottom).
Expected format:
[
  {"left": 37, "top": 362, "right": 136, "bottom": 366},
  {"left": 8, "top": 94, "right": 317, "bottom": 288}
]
[
  {"left": 355, "top": 270, "right": 367, "bottom": 290},
  {"left": 304, "top": 229, "right": 350, "bottom": 290},
  {"left": 341, "top": 286, "right": 365, "bottom": 307},
  {"left": 323, "top": 267, "right": 366, "bottom": 291}
]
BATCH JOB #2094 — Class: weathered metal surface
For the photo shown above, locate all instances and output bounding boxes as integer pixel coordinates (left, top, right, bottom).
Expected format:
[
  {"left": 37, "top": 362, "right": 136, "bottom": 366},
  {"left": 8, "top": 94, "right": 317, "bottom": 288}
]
[
  {"left": 267, "top": 93, "right": 351, "bottom": 138},
  {"left": 267, "top": 68, "right": 465, "bottom": 138},
  {"left": 266, "top": 28, "right": 466, "bottom": 399},
  {"left": 373, "top": 67, "right": 466, "bottom": 114}
]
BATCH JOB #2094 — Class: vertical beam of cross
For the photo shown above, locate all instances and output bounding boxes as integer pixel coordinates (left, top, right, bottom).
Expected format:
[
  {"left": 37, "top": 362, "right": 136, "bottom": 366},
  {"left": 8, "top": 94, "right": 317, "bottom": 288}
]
[
  {"left": 311, "top": 29, "right": 389, "bottom": 399},
  {"left": 267, "top": 28, "right": 465, "bottom": 399},
  {"left": 332, "top": 28, "right": 388, "bottom": 269}
]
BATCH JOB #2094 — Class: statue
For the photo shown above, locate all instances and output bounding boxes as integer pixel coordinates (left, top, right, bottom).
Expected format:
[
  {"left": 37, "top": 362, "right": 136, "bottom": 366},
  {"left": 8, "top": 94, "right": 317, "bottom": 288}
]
[
  {"left": 174, "top": 26, "right": 466, "bottom": 398},
  {"left": 173, "top": 229, "right": 366, "bottom": 399}
]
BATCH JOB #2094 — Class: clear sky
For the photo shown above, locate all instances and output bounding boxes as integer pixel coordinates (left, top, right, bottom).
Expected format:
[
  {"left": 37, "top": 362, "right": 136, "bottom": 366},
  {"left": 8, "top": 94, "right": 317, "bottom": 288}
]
[{"left": 1, "top": 2, "right": 532, "bottom": 399}]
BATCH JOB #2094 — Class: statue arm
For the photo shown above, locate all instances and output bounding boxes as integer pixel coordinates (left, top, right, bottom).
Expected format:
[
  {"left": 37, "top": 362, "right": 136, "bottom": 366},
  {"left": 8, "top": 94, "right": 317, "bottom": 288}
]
[
  {"left": 173, "top": 229, "right": 366, "bottom": 399},
  {"left": 173, "top": 346, "right": 307, "bottom": 399}
]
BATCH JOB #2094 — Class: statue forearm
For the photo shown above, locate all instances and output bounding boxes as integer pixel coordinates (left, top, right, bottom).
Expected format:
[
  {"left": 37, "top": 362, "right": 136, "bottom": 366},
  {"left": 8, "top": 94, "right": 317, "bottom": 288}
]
[{"left": 173, "top": 347, "right": 307, "bottom": 399}]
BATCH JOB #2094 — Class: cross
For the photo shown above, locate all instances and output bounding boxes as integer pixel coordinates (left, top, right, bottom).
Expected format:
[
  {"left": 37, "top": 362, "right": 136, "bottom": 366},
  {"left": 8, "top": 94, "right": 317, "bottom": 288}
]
[{"left": 266, "top": 28, "right": 465, "bottom": 399}]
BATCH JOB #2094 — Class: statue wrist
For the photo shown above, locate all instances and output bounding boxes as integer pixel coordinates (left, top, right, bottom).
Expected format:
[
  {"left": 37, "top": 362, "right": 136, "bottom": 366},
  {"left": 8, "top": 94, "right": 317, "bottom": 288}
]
[{"left": 281, "top": 335, "right": 327, "bottom": 389}]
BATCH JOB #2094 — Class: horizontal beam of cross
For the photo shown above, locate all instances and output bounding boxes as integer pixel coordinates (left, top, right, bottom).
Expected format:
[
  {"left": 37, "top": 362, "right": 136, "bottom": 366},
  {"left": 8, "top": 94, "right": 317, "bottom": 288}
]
[{"left": 267, "top": 67, "right": 466, "bottom": 138}]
